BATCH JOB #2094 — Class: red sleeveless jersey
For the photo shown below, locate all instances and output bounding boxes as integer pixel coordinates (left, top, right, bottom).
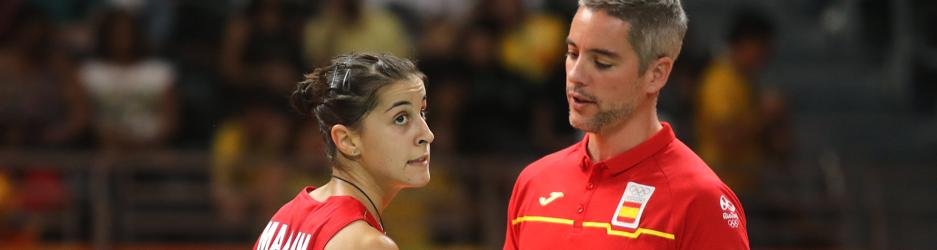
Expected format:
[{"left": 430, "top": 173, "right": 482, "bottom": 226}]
[{"left": 253, "top": 186, "right": 383, "bottom": 250}]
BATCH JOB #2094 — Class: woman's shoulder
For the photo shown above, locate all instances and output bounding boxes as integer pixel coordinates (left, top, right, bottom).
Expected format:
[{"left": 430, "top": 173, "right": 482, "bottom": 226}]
[
  {"left": 258, "top": 192, "right": 378, "bottom": 250},
  {"left": 283, "top": 189, "right": 369, "bottom": 219},
  {"left": 317, "top": 195, "right": 368, "bottom": 213},
  {"left": 324, "top": 220, "right": 398, "bottom": 250},
  {"left": 264, "top": 188, "right": 368, "bottom": 227}
]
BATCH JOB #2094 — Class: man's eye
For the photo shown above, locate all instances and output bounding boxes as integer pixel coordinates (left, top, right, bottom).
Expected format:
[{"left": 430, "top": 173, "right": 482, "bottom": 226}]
[
  {"left": 394, "top": 114, "right": 409, "bottom": 125},
  {"left": 566, "top": 51, "right": 578, "bottom": 59},
  {"left": 595, "top": 60, "right": 611, "bottom": 69}
]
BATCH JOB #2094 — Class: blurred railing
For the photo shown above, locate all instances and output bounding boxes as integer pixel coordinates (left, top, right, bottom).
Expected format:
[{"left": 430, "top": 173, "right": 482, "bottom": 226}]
[
  {"left": 3, "top": 148, "right": 933, "bottom": 249},
  {"left": 0, "top": 150, "right": 528, "bottom": 249},
  {"left": 1, "top": 150, "right": 214, "bottom": 248}
]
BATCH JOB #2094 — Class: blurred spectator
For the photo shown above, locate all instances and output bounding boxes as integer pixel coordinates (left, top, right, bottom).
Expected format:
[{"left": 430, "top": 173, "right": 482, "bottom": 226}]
[
  {"left": 214, "top": 0, "right": 305, "bottom": 225},
  {"left": 95, "top": 0, "right": 177, "bottom": 53},
  {"left": 211, "top": 90, "right": 292, "bottom": 228},
  {"left": 492, "top": 0, "right": 566, "bottom": 84},
  {"left": 760, "top": 89, "right": 795, "bottom": 166},
  {"left": 290, "top": 120, "right": 329, "bottom": 174},
  {"left": 0, "top": 5, "right": 80, "bottom": 247},
  {"left": 658, "top": 27, "right": 710, "bottom": 143},
  {"left": 220, "top": 0, "right": 303, "bottom": 95},
  {"left": 302, "top": 0, "right": 413, "bottom": 67},
  {"left": 0, "top": 167, "right": 68, "bottom": 248},
  {"left": 694, "top": 9, "right": 786, "bottom": 194},
  {"left": 911, "top": 1, "right": 937, "bottom": 115},
  {"left": 79, "top": 9, "right": 178, "bottom": 151},
  {"left": 415, "top": 19, "right": 466, "bottom": 152},
  {"left": 0, "top": 3, "right": 90, "bottom": 149},
  {"left": 471, "top": 0, "right": 574, "bottom": 153},
  {"left": 0, "top": 171, "right": 11, "bottom": 212},
  {"left": 529, "top": 60, "right": 577, "bottom": 153},
  {"left": 0, "top": 169, "right": 36, "bottom": 249},
  {"left": 369, "top": 0, "right": 474, "bottom": 24},
  {"left": 167, "top": 2, "right": 228, "bottom": 148},
  {"left": 455, "top": 24, "right": 533, "bottom": 155}
]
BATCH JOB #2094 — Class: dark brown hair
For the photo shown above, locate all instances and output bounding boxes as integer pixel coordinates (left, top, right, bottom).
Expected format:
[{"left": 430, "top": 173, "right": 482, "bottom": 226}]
[{"left": 291, "top": 52, "right": 425, "bottom": 160}]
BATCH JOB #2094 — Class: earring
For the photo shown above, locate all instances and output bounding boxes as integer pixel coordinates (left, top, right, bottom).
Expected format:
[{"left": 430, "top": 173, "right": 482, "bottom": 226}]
[{"left": 352, "top": 149, "right": 359, "bottom": 156}]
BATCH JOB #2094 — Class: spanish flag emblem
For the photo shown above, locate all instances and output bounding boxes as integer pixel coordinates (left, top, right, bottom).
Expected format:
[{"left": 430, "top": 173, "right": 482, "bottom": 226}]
[
  {"left": 612, "top": 182, "right": 655, "bottom": 229},
  {"left": 616, "top": 201, "right": 642, "bottom": 224}
]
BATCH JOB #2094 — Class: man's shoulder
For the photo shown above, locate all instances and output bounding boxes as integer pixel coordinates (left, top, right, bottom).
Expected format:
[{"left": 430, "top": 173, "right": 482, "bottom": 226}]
[
  {"left": 656, "top": 140, "right": 731, "bottom": 196},
  {"left": 656, "top": 144, "right": 743, "bottom": 221}
]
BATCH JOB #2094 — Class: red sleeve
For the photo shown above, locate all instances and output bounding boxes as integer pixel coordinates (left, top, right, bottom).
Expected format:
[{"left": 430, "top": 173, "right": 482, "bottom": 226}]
[
  {"left": 677, "top": 185, "right": 750, "bottom": 250},
  {"left": 503, "top": 174, "right": 525, "bottom": 250}
]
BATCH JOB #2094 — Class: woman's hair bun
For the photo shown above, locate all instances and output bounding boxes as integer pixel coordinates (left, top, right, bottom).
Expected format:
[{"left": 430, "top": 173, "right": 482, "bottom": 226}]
[{"left": 290, "top": 67, "right": 329, "bottom": 116}]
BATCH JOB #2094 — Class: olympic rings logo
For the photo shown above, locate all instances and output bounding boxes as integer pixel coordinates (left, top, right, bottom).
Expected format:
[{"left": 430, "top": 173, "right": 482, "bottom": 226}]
[{"left": 719, "top": 195, "right": 736, "bottom": 212}]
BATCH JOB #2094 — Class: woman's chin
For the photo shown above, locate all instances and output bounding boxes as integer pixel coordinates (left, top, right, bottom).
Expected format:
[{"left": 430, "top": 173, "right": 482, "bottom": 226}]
[{"left": 402, "top": 171, "right": 431, "bottom": 188}]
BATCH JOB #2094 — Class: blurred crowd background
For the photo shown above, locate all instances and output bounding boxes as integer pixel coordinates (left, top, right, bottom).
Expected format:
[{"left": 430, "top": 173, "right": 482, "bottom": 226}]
[{"left": 0, "top": 0, "right": 935, "bottom": 249}]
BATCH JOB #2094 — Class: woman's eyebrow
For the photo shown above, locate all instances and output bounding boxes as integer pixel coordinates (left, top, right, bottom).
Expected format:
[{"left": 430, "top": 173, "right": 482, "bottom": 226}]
[{"left": 385, "top": 100, "right": 412, "bottom": 113}]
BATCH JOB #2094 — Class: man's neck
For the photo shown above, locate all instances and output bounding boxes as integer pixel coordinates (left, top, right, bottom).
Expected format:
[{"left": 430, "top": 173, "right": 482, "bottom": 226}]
[{"left": 586, "top": 108, "right": 663, "bottom": 162}]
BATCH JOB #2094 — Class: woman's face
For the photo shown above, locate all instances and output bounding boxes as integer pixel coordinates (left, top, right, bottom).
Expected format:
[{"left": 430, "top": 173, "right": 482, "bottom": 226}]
[{"left": 355, "top": 77, "right": 434, "bottom": 189}]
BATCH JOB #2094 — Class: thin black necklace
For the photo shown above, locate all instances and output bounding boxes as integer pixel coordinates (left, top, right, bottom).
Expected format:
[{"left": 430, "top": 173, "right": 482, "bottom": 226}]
[{"left": 331, "top": 175, "right": 385, "bottom": 233}]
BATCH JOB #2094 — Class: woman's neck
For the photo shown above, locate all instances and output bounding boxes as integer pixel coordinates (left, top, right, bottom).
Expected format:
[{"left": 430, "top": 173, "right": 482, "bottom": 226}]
[{"left": 324, "top": 162, "right": 400, "bottom": 216}]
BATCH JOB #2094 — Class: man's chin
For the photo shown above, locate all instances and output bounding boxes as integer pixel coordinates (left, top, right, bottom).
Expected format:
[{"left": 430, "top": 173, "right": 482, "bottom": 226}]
[{"left": 569, "top": 115, "right": 598, "bottom": 133}]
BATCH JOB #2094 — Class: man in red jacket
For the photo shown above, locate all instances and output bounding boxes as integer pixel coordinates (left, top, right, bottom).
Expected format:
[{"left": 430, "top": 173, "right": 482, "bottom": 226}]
[{"left": 503, "top": 0, "right": 750, "bottom": 249}]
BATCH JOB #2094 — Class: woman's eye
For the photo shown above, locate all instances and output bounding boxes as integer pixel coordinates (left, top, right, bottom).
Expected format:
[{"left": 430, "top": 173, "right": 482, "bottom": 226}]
[
  {"left": 420, "top": 110, "right": 428, "bottom": 119},
  {"left": 566, "top": 51, "right": 578, "bottom": 60},
  {"left": 394, "top": 114, "right": 409, "bottom": 125}
]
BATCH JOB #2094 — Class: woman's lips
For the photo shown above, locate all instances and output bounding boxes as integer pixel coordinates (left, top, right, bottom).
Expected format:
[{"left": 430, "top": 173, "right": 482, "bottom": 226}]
[{"left": 407, "top": 155, "right": 429, "bottom": 166}]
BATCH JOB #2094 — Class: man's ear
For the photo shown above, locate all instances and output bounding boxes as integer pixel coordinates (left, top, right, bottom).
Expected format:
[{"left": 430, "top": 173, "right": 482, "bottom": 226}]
[
  {"left": 331, "top": 124, "right": 361, "bottom": 157},
  {"left": 643, "top": 56, "right": 674, "bottom": 94}
]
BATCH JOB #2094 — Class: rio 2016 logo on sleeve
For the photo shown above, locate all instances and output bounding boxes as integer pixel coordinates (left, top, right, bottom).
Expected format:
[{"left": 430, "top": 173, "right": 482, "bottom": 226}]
[{"left": 720, "top": 195, "right": 740, "bottom": 228}]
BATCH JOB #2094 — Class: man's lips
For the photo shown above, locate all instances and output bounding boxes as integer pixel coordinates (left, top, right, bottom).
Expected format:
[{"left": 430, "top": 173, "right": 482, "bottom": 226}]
[{"left": 569, "top": 92, "right": 596, "bottom": 104}]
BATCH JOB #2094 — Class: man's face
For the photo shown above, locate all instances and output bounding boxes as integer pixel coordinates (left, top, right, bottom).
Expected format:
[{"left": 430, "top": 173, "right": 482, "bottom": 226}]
[{"left": 566, "top": 8, "right": 649, "bottom": 133}]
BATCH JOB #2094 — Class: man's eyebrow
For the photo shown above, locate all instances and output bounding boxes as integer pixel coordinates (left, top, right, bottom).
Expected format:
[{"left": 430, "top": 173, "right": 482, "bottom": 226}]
[
  {"left": 566, "top": 39, "right": 620, "bottom": 59},
  {"left": 589, "top": 48, "right": 620, "bottom": 59}
]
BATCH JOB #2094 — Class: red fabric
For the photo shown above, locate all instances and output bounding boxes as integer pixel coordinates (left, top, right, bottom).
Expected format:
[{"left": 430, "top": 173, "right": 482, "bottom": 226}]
[
  {"left": 504, "top": 122, "right": 749, "bottom": 250},
  {"left": 253, "top": 186, "right": 383, "bottom": 250}
]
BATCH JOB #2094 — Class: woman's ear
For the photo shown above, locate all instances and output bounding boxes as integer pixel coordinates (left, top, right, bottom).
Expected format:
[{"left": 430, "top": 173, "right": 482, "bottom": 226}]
[
  {"left": 643, "top": 56, "right": 674, "bottom": 94},
  {"left": 331, "top": 124, "right": 361, "bottom": 157}
]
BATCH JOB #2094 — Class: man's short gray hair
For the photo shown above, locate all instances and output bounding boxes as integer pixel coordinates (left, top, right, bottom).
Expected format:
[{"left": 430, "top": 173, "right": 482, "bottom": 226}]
[{"left": 579, "top": 0, "right": 688, "bottom": 72}]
